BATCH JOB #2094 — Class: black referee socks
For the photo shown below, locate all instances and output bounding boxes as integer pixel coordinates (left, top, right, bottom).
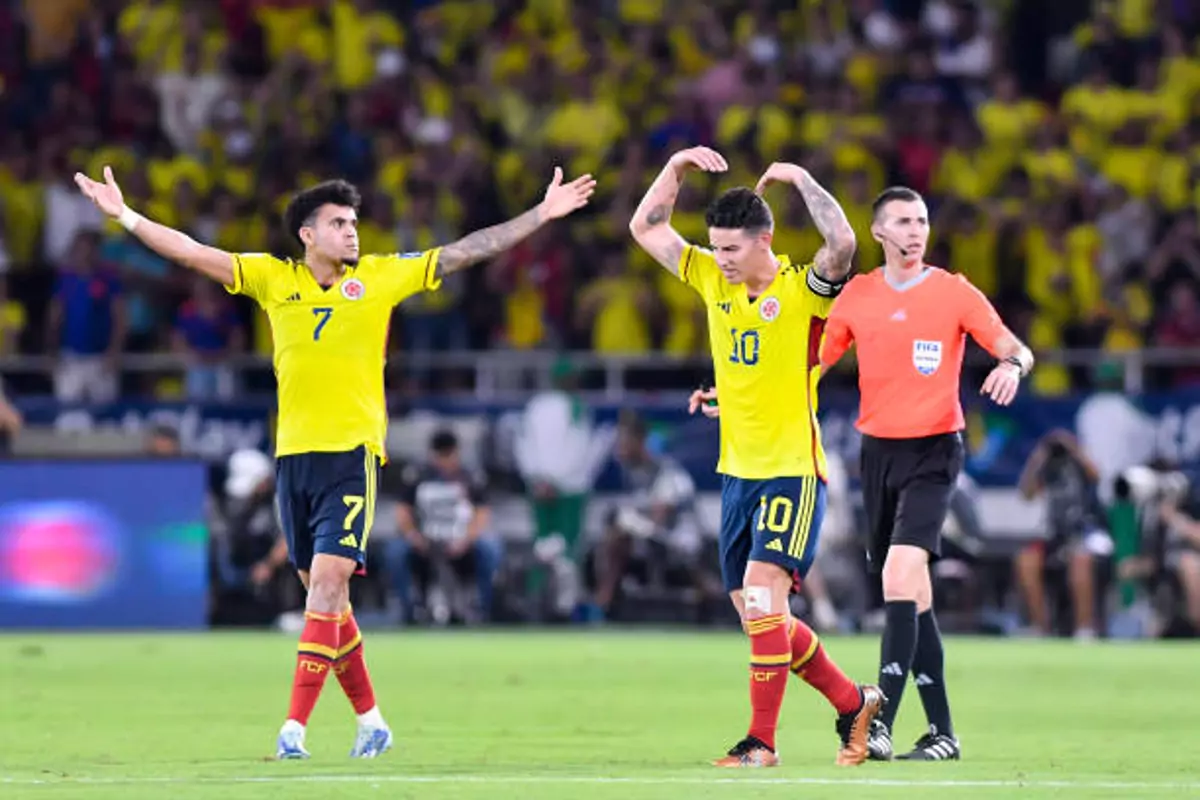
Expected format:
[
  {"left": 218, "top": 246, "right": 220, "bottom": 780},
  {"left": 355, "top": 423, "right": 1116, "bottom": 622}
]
[
  {"left": 877, "top": 600, "right": 918, "bottom": 730},
  {"left": 912, "top": 609, "right": 954, "bottom": 738}
]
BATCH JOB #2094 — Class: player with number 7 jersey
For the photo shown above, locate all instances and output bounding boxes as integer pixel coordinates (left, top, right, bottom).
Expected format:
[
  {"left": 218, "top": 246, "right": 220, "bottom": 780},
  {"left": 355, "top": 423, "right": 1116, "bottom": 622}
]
[
  {"left": 73, "top": 167, "right": 595, "bottom": 761},
  {"left": 630, "top": 148, "right": 884, "bottom": 769}
]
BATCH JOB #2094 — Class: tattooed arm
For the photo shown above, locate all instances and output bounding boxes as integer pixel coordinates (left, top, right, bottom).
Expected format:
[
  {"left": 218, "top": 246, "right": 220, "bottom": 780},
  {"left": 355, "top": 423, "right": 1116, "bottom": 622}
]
[
  {"left": 629, "top": 146, "right": 727, "bottom": 274},
  {"left": 435, "top": 207, "right": 543, "bottom": 278},
  {"left": 756, "top": 162, "right": 856, "bottom": 285},
  {"left": 434, "top": 167, "right": 596, "bottom": 278}
]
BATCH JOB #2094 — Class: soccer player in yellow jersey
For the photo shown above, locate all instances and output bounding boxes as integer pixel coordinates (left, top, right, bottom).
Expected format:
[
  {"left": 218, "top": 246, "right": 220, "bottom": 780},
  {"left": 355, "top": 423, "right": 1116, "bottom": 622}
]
[
  {"left": 630, "top": 147, "right": 883, "bottom": 768},
  {"left": 74, "top": 166, "right": 595, "bottom": 759}
]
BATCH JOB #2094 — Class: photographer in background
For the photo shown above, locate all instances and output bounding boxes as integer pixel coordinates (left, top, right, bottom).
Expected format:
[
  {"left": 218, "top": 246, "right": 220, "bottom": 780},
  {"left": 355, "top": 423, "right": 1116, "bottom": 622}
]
[
  {"left": 385, "top": 430, "right": 502, "bottom": 625},
  {"left": 1141, "top": 470, "right": 1200, "bottom": 636},
  {"left": 1014, "top": 430, "right": 1112, "bottom": 639},
  {"left": 209, "top": 448, "right": 290, "bottom": 626},
  {"left": 590, "top": 411, "right": 719, "bottom": 621}
]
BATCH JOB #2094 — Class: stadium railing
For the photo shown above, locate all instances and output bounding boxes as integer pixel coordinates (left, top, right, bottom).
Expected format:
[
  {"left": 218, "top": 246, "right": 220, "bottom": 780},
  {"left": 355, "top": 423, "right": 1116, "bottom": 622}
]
[{"left": 1, "top": 346, "right": 1197, "bottom": 398}]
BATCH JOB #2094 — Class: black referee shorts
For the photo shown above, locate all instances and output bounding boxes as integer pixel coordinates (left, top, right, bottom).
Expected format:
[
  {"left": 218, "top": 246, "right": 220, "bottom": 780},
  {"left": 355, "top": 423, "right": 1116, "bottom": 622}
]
[{"left": 859, "top": 431, "right": 964, "bottom": 572}]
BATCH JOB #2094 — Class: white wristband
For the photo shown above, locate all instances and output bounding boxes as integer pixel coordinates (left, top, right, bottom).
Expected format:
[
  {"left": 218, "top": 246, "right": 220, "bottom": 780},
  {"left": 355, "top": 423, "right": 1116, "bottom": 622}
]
[{"left": 118, "top": 206, "right": 142, "bottom": 233}]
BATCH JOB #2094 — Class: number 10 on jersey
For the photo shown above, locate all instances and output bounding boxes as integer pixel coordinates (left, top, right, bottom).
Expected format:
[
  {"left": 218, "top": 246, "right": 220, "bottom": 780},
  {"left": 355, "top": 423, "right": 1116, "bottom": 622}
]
[{"left": 729, "top": 328, "right": 760, "bottom": 366}]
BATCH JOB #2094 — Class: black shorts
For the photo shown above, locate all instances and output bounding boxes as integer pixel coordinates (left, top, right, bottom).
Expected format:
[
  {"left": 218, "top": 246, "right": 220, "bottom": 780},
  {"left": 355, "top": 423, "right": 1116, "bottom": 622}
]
[
  {"left": 276, "top": 446, "right": 381, "bottom": 574},
  {"left": 860, "top": 432, "right": 964, "bottom": 572}
]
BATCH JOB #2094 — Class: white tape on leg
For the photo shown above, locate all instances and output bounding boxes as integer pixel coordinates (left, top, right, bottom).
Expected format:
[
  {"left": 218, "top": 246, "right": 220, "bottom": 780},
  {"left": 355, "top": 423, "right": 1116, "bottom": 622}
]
[{"left": 744, "top": 585, "right": 771, "bottom": 616}]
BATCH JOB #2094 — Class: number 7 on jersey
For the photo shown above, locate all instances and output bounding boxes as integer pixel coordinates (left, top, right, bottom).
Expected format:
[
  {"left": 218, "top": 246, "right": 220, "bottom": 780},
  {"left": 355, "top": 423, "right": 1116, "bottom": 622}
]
[{"left": 312, "top": 307, "right": 333, "bottom": 341}]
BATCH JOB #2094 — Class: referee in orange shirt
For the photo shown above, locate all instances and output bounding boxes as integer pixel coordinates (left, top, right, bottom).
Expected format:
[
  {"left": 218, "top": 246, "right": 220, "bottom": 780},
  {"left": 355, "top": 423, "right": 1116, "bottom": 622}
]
[{"left": 821, "top": 187, "right": 1034, "bottom": 762}]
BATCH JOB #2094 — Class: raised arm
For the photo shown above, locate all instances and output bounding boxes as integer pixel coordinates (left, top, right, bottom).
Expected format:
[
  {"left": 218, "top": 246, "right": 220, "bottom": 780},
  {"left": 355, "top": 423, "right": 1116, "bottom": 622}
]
[
  {"left": 75, "top": 167, "right": 235, "bottom": 285},
  {"left": 434, "top": 167, "right": 595, "bottom": 278},
  {"left": 629, "top": 146, "right": 727, "bottom": 274},
  {"left": 756, "top": 162, "right": 856, "bottom": 285}
]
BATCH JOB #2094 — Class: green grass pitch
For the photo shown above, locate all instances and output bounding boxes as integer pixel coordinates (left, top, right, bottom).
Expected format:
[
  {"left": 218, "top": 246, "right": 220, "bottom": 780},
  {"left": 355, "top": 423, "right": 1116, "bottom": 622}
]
[{"left": 1, "top": 630, "right": 1196, "bottom": 799}]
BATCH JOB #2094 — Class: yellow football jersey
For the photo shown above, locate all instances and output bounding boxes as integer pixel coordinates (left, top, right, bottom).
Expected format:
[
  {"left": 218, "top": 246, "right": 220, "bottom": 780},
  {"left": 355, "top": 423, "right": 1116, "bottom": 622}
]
[
  {"left": 678, "top": 245, "right": 835, "bottom": 480},
  {"left": 226, "top": 250, "right": 442, "bottom": 459}
]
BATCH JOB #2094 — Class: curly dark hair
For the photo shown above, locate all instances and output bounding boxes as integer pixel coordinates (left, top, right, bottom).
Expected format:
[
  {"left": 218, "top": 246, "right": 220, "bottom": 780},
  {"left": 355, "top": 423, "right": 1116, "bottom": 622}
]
[
  {"left": 704, "top": 187, "right": 774, "bottom": 233},
  {"left": 282, "top": 179, "right": 362, "bottom": 248}
]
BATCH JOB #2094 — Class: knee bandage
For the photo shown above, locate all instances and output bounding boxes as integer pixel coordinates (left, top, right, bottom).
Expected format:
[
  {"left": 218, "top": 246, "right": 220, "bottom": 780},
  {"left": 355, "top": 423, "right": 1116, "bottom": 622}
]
[{"left": 744, "top": 585, "right": 772, "bottom": 616}]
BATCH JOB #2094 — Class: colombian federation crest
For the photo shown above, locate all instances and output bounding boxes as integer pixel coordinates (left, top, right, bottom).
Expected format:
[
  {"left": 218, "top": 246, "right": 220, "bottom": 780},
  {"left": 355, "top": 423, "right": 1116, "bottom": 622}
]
[
  {"left": 759, "top": 295, "right": 781, "bottom": 322},
  {"left": 341, "top": 278, "right": 365, "bottom": 301},
  {"left": 912, "top": 339, "right": 942, "bottom": 375}
]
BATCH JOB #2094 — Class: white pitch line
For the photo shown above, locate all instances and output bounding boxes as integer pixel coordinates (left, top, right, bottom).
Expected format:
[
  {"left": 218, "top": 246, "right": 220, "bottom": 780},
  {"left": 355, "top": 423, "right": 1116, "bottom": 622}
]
[{"left": 3, "top": 775, "right": 1198, "bottom": 791}]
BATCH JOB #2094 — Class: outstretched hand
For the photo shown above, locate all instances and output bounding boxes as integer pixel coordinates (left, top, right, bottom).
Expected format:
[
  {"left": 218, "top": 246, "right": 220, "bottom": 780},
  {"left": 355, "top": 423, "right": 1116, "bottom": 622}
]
[
  {"left": 73, "top": 165, "right": 125, "bottom": 218},
  {"left": 539, "top": 167, "right": 597, "bottom": 220}
]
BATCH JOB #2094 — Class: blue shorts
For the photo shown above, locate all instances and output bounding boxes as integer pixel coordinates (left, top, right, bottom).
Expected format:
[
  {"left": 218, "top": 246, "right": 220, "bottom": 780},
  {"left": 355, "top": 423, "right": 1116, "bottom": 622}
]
[
  {"left": 275, "top": 446, "right": 380, "bottom": 574},
  {"left": 719, "top": 475, "right": 827, "bottom": 593}
]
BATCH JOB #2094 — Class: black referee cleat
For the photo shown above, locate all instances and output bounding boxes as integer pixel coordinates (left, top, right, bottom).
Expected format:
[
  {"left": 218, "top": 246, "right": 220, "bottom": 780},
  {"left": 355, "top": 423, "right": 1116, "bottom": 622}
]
[
  {"left": 896, "top": 727, "right": 961, "bottom": 761},
  {"left": 866, "top": 718, "right": 893, "bottom": 761}
]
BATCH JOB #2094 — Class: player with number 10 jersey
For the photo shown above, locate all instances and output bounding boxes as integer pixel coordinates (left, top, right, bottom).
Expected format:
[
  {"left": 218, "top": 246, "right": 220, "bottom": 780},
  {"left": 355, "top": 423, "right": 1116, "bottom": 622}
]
[{"left": 630, "top": 147, "right": 884, "bottom": 769}]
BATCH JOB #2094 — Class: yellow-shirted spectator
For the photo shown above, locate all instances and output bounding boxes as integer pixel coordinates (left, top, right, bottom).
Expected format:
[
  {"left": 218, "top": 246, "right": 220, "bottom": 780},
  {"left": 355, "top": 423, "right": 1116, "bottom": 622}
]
[
  {"left": 577, "top": 255, "right": 654, "bottom": 355},
  {"left": 1158, "top": 132, "right": 1193, "bottom": 212},
  {"left": 1060, "top": 66, "right": 1130, "bottom": 161},
  {"left": 0, "top": 157, "right": 43, "bottom": 268},
  {"left": 1125, "top": 58, "right": 1189, "bottom": 142},
  {"left": 501, "top": 271, "right": 546, "bottom": 350},
  {"left": 932, "top": 122, "right": 1006, "bottom": 204},
  {"left": 715, "top": 102, "right": 792, "bottom": 161},
  {"left": 1022, "top": 125, "right": 1079, "bottom": 198},
  {"left": 1097, "top": 125, "right": 1161, "bottom": 200},
  {"left": 117, "top": 0, "right": 181, "bottom": 69},
  {"left": 947, "top": 205, "right": 999, "bottom": 298},
  {"left": 1113, "top": 0, "right": 1155, "bottom": 39},
  {"left": 147, "top": 153, "right": 210, "bottom": 199},
  {"left": 656, "top": 269, "right": 705, "bottom": 357},
  {"left": 0, "top": 279, "right": 25, "bottom": 356},
  {"left": 256, "top": 3, "right": 328, "bottom": 66},
  {"left": 975, "top": 73, "right": 1047, "bottom": 154},
  {"left": 543, "top": 78, "right": 628, "bottom": 174},
  {"left": 1161, "top": 28, "right": 1200, "bottom": 106},
  {"left": 331, "top": 0, "right": 404, "bottom": 91},
  {"left": 1026, "top": 315, "right": 1071, "bottom": 396},
  {"left": 1024, "top": 213, "right": 1102, "bottom": 326}
]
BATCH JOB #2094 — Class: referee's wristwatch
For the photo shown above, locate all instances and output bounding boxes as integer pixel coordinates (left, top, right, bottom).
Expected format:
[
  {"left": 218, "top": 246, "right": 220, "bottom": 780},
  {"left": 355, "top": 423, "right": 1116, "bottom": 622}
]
[{"left": 1002, "top": 356, "right": 1025, "bottom": 376}]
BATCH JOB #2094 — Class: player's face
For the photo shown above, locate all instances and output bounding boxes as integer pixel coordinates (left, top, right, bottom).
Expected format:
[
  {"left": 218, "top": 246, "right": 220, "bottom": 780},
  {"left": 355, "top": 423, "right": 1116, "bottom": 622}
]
[
  {"left": 708, "top": 227, "right": 772, "bottom": 284},
  {"left": 872, "top": 199, "right": 930, "bottom": 265},
  {"left": 304, "top": 203, "right": 360, "bottom": 267}
]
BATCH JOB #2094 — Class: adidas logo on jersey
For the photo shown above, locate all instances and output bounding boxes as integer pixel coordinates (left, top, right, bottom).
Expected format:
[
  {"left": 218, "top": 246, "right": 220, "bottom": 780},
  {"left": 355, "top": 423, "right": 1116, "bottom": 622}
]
[
  {"left": 890, "top": 309, "right": 906, "bottom": 321},
  {"left": 881, "top": 661, "right": 904, "bottom": 676},
  {"left": 717, "top": 301, "right": 732, "bottom": 314},
  {"left": 765, "top": 538, "right": 783, "bottom": 552},
  {"left": 285, "top": 293, "right": 301, "bottom": 302},
  {"left": 339, "top": 533, "right": 358, "bottom": 548}
]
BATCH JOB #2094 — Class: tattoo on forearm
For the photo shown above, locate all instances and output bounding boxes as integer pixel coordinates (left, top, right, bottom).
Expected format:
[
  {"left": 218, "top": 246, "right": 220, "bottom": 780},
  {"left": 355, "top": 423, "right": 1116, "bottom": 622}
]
[
  {"left": 436, "top": 207, "right": 542, "bottom": 277},
  {"left": 645, "top": 204, "right": 669, "bottom": 226},
  {"left": 797, "top": 173, "right": 855, "bottom": 281}
]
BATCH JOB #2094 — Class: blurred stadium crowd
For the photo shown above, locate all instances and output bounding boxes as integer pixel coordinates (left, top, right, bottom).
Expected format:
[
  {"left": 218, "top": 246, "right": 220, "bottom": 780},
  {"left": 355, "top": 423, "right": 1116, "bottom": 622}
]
[{"left": 0, "top": 0, "right": 1197, "bottom": 401}]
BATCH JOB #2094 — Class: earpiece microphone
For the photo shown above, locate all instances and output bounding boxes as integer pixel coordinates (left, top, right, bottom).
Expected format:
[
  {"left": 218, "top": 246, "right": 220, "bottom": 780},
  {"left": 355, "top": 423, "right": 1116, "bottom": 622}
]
[{"left": 882, "top": 235, "right": 909, "bottom": 257}]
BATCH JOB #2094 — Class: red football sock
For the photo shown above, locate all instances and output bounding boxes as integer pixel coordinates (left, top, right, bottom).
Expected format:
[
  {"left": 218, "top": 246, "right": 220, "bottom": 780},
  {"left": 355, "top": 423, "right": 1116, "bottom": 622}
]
[
  {"left": 287, "top": 611, "right": 340, "bottom": 725},
  {"left": 746, "top": 613, "right": 791, "bottom": 750},
  {"left": 333, "top": 609, "right": 377, "bottom": 715},
  {"left": 789, "top": 617, "right": 861, "bottom": 715}
]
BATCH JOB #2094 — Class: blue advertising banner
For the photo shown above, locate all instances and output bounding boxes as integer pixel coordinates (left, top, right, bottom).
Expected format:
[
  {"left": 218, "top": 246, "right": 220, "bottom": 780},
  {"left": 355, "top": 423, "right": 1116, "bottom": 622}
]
[
  {"left": 16, "top": 389, "right": 1200, "bottom": 490},
  {"left": 18, "top": 399, "right": 273, "bottom": 461},
  {"left": 0, "top": 460, "right": 210, "bottom": 629}
]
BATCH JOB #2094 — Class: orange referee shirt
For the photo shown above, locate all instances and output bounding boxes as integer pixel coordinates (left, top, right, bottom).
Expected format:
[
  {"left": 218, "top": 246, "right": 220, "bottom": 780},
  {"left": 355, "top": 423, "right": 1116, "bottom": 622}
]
[{"left": 821, "top": 266, "right": 1012, "bottom": 439}]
